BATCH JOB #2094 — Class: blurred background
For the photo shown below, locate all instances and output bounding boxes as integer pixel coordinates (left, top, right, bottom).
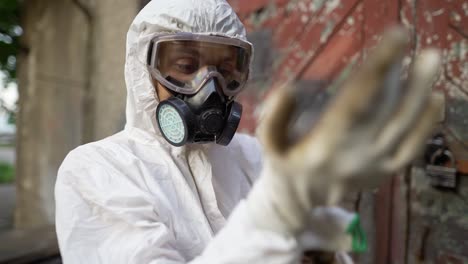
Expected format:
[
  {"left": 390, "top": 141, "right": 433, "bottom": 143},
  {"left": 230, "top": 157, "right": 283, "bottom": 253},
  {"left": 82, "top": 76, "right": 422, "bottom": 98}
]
[{"left": 0, "top": 0, "right": 466, "bottom": 263}]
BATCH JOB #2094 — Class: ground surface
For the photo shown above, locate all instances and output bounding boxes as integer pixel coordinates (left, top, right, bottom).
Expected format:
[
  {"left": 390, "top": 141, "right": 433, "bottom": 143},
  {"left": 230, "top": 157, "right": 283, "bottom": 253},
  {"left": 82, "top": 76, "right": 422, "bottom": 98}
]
[{"left": 0, "top": 146, "right": 15, "bottom": 230}]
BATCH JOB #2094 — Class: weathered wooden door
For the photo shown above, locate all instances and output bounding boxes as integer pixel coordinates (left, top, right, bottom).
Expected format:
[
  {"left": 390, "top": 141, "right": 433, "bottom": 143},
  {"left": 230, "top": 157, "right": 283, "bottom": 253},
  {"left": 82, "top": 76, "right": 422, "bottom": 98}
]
[{"left": 229, "top": 0, "right": 468, "bottom": 263}]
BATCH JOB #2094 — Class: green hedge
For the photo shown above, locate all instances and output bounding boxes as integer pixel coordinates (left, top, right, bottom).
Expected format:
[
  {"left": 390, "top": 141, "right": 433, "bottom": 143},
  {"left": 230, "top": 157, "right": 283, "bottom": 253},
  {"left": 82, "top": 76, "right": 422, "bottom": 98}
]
[{"left": 0, "top": 162, "right": 14, "bottom": 183}]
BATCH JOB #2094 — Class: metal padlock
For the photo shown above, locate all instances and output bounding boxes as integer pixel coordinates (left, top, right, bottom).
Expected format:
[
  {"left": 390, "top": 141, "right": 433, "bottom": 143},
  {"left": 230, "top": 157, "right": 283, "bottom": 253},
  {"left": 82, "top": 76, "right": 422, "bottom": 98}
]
[{"left": 426, "top": 149, "right": 457, "bottom": 189}]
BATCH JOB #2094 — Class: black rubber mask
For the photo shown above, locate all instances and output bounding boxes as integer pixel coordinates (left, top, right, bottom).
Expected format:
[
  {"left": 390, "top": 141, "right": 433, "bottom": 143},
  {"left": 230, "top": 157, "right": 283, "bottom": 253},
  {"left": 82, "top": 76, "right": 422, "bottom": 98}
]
[{"left": 156, "top": 77, "right": 242, "bottom": 147}]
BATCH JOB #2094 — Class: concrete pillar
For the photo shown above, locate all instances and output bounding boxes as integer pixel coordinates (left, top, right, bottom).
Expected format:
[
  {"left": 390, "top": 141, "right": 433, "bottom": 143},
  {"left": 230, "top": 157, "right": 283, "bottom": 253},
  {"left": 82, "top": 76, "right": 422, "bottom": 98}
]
[
  {"left": 87, "top": 0, "right": 138, "bottom": 141},
  {"left": 14, "top": 0, "right": 138, "bottom": 228},
  {"left": 15, "top": 0, "right": 88, "bottom": 227}
]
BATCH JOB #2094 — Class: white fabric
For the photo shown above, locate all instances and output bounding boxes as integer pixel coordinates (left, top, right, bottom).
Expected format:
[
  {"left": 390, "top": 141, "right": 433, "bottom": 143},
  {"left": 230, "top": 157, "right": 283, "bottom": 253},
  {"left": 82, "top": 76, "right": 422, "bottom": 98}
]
[
  {"left": 55, "top": 0, "right": 354, "bottom": 263},
  {"left": 247, "top": 166, "right": 355, "bottom": 252}
]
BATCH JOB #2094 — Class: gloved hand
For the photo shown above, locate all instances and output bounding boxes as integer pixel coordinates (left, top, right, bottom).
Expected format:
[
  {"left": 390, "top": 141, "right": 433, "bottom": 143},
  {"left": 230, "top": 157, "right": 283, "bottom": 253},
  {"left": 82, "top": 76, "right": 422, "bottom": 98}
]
[{"left": 247, "top": 26, "right": 443, "bottom": 239}]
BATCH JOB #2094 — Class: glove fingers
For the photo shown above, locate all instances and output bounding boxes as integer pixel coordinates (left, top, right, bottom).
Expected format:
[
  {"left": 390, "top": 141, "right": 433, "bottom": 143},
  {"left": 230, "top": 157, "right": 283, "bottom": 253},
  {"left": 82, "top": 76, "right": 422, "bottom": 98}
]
[
  {"left": 295, "top": 27, "right": 409, "bottom": 154},
  {"left": 375, "top": 49, "right": 441, "bottom": 155},
  {"left": 382, "top": 94, "right": 443, "bottom": 172},
  {"left": 258, "top": 86, "right": 297, "bottom": 154},
  {"left": 322, "top": 26, "right": 409, "bottom": 129}
]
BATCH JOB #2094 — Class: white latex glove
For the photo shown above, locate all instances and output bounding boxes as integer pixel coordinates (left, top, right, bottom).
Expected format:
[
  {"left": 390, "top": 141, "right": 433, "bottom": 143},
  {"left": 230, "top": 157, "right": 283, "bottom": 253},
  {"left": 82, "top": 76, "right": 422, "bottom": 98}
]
[{"left": 247, "top": 26, "right": 443, "bottom": 241}]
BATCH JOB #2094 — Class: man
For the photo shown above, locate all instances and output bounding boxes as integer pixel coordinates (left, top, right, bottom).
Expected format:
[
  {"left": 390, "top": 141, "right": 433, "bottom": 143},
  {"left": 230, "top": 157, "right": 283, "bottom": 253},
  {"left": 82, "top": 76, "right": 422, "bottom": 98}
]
[{"left": 55, "top": 0, "right": 442, "bottom": 263}]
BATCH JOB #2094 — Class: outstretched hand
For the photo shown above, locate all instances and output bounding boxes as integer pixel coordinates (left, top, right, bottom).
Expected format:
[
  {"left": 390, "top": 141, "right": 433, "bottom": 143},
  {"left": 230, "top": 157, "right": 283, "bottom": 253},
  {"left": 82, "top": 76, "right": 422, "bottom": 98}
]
[{"left": 255, "top": 26, "right": 443, "bottom": 234}]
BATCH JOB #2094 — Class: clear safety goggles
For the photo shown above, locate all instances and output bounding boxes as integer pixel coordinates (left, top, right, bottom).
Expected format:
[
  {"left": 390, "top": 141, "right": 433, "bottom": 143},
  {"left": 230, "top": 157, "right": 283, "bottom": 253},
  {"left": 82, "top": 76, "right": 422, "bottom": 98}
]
[{"left": 147, "top": 33, "right": 252, "bottom": 97}]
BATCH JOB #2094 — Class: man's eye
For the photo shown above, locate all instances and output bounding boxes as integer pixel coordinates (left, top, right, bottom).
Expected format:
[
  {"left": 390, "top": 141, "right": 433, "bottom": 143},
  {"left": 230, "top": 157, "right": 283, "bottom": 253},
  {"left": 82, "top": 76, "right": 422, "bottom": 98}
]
[{"left": 174, "top": 59, "right": 199, "bottom": 74}]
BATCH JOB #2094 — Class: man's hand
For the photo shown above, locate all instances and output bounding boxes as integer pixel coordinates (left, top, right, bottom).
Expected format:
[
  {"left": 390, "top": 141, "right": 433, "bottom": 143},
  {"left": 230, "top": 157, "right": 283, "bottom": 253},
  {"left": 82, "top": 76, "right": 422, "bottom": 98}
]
[{"left": 249, "top": 26, "right": 443, "bottom": 238}]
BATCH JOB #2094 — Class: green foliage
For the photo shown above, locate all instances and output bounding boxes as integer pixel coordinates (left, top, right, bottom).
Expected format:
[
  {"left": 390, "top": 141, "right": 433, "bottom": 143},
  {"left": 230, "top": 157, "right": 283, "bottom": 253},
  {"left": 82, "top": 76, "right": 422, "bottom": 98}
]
[
  {"left": 7, "top": 110, "right": 15, "bottom": 124},
  {"left": 0, "top": 0, "right": 21, "bottom": 86},
  {"left": 0, "top": 0, "right": 20, "bottom": 123},
  {"left": 0, "top": 162, "right": 14, "bottom": 183}
]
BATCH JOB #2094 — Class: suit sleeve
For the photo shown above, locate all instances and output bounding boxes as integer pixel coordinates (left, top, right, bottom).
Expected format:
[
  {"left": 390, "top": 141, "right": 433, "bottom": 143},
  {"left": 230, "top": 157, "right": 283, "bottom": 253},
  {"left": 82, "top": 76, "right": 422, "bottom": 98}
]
[{"left": 55, "top": 147, "right": 300, "bottom": 264}]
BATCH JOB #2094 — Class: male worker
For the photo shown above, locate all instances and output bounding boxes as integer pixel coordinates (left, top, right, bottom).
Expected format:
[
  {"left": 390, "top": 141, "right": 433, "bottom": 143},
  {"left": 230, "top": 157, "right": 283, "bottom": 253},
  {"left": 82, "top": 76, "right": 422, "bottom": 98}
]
[{"left": 55, "top": 0, "right": 442, "bottom": 263}]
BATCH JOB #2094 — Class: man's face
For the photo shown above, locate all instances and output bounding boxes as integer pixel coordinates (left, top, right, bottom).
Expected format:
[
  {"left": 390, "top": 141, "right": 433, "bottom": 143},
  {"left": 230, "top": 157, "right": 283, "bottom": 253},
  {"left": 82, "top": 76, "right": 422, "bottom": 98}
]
[
  {"left": 150, "top": 39, "right": 251, "bottom": 101},
  {"left": 153, "top": 41, "right": 240, "bottom": 101},
  {"left": 148, "top": 37, "right": 249, "bottom": 146},
  {"left": 158, "top": 41, "right": 239, "bottom": 85}
]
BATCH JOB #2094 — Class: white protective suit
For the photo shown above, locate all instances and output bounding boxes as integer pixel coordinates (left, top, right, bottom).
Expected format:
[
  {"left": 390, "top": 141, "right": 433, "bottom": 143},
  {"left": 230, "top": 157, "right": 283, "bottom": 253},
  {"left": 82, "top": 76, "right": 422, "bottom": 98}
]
[{"left": 55, "top": 0, "right": 355, "bottom": 263}]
